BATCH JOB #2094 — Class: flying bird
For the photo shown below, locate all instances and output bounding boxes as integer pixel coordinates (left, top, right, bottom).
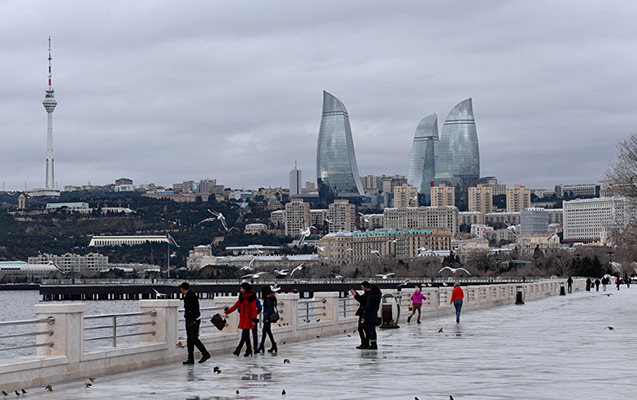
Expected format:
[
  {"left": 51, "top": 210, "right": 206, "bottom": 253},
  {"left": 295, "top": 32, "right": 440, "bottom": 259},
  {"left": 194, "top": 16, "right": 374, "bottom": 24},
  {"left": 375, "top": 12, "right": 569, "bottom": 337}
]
[
  {"left": 270, "top": 284, "right": 281, "bottom": 292},
  {"left": 290, "top": 264, "right": 304, "bottom": 276},
  {"left": 325, "top": 218, "right": 332, "bottom": 224},
  {"left": 298, "top": 224, "right": 315, "bottom": 246},
  {"left": 200, "top": 209, "right": 228, "bottom": 230},
  {"left": 358, "top": 212, "right": 371, "bottom": 223},
  {"left": 369, "top": 249, "right": 381, "bottom": 259},
  {"left": 240, "top": 258, "right": 256, "bottom": 271},
  {"left": 274, "top": 269, "right": 289, "bottom": 276},
  {"left": 316, "top": 246, "right": 325, "bottom": 252},
  {"left": 241, "top": 271, "right": 268, "bottom": 279},
  {"left": 375, "top": 273, "right": 395, "bottom": 279},
  {"left": 438, "top": 266, "right": 471, "bottom": 275}
]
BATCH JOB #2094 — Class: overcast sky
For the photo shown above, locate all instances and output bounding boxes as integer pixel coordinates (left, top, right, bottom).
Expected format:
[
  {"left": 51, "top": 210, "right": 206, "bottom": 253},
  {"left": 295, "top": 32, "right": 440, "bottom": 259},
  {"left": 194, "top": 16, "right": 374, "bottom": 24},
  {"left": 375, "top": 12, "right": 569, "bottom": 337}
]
[{"left": 1, "top": 0, "right": 636, "bottom": 192}]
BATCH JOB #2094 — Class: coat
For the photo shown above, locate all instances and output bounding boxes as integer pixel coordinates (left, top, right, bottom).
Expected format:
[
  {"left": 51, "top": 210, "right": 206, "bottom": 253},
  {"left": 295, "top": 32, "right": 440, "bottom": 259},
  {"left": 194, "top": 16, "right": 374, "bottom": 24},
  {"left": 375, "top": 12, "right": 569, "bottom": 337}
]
[
  {"left": 263, "top": 295, "right": 277, "bottom": 322},
  {"left": 353, "top": 291, "right": 369, "bottom": 316},
  {"left": 362, "top": 293, "right": 382, "bottom": 324},
  {"left": 410, "top": 290, "right": 427, "bottom": 306},
  {"left": 183, "top": 290, "right": 201, "bottom": 321},
  {"left": 450, "top": 286, "right": 464, "bottom": 303},
  {"left": 226, "top": 291, "right": 258, "bottom": 329}
]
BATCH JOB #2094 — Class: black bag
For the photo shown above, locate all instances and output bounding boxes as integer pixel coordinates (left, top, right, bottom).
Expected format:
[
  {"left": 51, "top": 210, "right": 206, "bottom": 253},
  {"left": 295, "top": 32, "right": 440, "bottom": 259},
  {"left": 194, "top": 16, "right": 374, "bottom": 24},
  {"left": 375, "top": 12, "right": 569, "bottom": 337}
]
[
  {"left": 210, "top": 313, "right": 226, "bottom": 330},
  {"left": 269, "top": 310, "right": 279, "bottom": 323}
]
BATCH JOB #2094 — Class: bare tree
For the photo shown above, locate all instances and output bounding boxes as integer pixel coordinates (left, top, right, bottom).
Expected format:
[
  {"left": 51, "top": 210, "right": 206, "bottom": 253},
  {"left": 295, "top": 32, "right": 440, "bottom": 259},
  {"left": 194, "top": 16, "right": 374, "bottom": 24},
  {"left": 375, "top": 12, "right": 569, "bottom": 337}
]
[{"left": 607, "top": 134, "right": 637, "bottom": 198}]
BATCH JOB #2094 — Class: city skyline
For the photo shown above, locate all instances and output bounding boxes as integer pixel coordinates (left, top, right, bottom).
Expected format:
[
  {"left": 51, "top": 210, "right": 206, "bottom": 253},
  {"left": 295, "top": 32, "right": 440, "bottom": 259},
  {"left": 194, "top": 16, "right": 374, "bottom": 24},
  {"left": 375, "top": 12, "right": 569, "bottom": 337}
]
[{"left": 1, "top": 1, "right": 637, "bottom": 191}]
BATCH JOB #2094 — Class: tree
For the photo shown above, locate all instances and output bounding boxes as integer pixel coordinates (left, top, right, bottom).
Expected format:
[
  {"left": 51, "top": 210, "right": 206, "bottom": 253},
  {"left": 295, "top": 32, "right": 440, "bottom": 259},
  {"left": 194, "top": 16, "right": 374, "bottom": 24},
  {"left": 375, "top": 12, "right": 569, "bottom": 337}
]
[{"left": 607, "top": 134, "right": 637, "bottom": 248}]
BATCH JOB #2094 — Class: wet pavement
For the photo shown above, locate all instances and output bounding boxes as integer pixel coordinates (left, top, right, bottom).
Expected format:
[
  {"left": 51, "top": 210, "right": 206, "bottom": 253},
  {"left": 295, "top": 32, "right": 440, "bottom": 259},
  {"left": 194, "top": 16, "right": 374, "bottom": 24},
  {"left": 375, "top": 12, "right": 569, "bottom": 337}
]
[{"left": 18, "top": 287, "right": 636, "bottom": 399}]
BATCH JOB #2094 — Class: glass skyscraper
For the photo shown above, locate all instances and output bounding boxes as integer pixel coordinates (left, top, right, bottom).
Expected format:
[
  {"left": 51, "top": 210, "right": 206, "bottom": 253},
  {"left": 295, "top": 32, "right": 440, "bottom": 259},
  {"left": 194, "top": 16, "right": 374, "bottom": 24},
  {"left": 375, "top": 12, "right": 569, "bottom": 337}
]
[
  {"left": 435, "top": 98, "right": 480, "bottom": 209},
  {"left": 407, "top": 113, "right": 439, "bottom": 204},
  {"left": 316, "top": 91, "right": 365, "bottom": 202}
]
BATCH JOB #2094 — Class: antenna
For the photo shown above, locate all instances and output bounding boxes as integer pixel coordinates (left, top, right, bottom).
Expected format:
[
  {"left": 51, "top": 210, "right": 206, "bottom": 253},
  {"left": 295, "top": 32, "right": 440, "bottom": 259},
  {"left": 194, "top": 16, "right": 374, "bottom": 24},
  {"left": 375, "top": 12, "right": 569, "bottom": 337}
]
[{"left": 48, "top": 36, "right": 52, "bottom": 89}]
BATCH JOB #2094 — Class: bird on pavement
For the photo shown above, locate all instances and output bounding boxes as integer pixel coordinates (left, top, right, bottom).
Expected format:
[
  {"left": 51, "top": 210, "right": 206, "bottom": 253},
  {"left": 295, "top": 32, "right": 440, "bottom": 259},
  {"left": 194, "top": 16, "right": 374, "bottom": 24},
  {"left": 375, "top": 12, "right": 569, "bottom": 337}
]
[
  {"left": 606, "top": 326, "right": 615, "bottom": 331},
  {"left": 214, "top": 366, "right": 221, "bottom": 374},
  {"left": 439, "top": 266, "right": 471, "bottom": 275},
  {"left": 44, "top": 385, "right": 53, "bottom": 392},
  {"left": 282, "top": 389, "right": 287, "bottom": 395},
  {"left": 438, "top": 328, "right": 444, "bottom": 333},
  {"left": 283, "top": 359, "right": 291, "bottom": 364},
  {"left": 20, "top": 390, "right": 25, "bottom": 394}
]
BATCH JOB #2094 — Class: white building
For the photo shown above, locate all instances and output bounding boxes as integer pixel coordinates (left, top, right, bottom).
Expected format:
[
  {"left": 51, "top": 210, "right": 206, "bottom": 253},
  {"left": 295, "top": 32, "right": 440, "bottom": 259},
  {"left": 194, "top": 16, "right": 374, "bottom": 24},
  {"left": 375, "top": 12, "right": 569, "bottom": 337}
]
[{"left": 562, "top": 196, "right": 633, "bottom": 242}]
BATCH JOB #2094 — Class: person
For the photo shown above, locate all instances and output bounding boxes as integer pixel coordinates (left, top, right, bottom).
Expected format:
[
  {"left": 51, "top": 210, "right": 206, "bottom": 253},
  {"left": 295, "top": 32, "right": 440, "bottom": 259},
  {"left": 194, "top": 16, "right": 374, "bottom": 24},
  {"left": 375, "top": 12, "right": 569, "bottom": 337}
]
[
  {"left": 361, "top": 284, "right": 382, "bottom": 350},
  {"left": 179, "top": 282, "right": 210, "bottom": 365},
  {"left": 625, "top": 273, "right": 631, "bottom": 288},
  {"left": 450, "top": 282, "right": 464, "bottom": 323},
  {"left": 350, "top": 281, "right": 370, "bottom": 349},
  {"left": 602, "top": 276, "right": 608, "bottom": 291},
  {"left": 585, "top": 278, "right": 591, "bottom": 291},
  {"left": 594, "top": 278, "right": 600, "bottom": 291},
  {"left": 407, "top": 286, "right": 427, "bottom": 324},
  {"left": 567, "top": 276, "right": 573, "bottom": 293},
  {"left": 616, "top": 276, "right": 621, "bottom": 291},
  {"left": 251, "top": 296, "right": 262, "bottom": 352},
  {"left": 225, "top": 282, "right": 258, "bottom": 357},
  {"left": 257, "top": 285, "right": 278, "bottom": 353}
]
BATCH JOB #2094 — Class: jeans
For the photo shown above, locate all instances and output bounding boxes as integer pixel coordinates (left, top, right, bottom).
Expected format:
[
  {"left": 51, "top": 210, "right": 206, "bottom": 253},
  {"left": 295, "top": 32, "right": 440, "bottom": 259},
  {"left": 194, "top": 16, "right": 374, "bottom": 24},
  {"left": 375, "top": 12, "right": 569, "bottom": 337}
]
[
  {"left": 185, "top": 320, "right": 209, "bottom": 360},
  {"left": 453, "top": 299, "right": 463, "bottom": 322},
  {"left": 357, "top": 316, "right": 368, "bottom": 345},
  {"left": 252, "top": 326, "right": 259, "bottom": 349},
  {"left": 364, "top": 321, "right": 377, "bottom": 343},
  {"left": 238, "top": 328, "right": 252, "bottom": 352}
]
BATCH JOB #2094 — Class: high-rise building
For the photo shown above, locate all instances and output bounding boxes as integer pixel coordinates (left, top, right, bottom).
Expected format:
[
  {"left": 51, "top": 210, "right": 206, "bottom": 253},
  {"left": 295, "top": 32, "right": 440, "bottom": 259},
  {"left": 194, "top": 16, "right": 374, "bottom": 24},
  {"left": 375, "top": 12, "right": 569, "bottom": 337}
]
[
  {"left": 327, "top": 199, "right": 356, "bottom": 232},
  {"left": 435, "top": 99, "right": 480, "bottom": 210},
  {"left": 316, "top": 91, "right": 364, "bottom": 202},
  {"left": 520, "top": 207, "right": 549, "bottom": 234},
  {"left": 407, "top": 114, "right": 438, "bottom": 203},
  {"left": 431, "top": 184, "right": 455, "bottom": 207},
  {"left": 393, "top": 183, "right": 418, "bottom": 208},
  {"left": 562, "top": 196, "right": 633, "bottom": 242},
  {"left": 284, "top": 198, "right": 310, "bottom": 237},
  {"left": 506, "top": 184, "right": 531, "bottom": 212},
  {"left": 468, "top": 184, "right": 493, "bottom": 214},
  {"left": 289, "top": 162, "right": 302, "bottom": 197}
]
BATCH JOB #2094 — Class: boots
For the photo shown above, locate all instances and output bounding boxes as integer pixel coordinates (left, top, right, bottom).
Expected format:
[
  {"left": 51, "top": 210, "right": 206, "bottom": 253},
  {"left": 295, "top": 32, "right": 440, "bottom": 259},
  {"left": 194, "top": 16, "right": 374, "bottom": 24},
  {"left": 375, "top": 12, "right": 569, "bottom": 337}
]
[
  {"left": 256, "top": 344, "right": 265, "bottom": 354},
  {"left": 233, "top": 346, "right": 241, "bottom": 356},
  {"left": 407, "top": 316, "right": 412, "bottom": 323},
  {"left": 244, "top": 343, "right": 252, "bottom": 357},
  {"left": 356, "top": 340, "right": 369, "bottom": 349},
  {"left": 368, "top": 341, "right": 378, "bottom": 350},
  {"left": 267, "top": 343, "right": 277, "bottom": 353}
]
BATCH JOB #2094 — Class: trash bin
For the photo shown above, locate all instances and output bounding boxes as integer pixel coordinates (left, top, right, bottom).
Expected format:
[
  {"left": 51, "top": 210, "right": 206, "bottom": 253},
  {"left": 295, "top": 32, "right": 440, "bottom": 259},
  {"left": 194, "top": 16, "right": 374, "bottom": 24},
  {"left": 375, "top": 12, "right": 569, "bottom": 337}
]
[
  {"left": 515, "top": 285, "right": 525, "bottom": 305},
  {"left": 559, "top": 282, "right": 566, "bottom": 296}
]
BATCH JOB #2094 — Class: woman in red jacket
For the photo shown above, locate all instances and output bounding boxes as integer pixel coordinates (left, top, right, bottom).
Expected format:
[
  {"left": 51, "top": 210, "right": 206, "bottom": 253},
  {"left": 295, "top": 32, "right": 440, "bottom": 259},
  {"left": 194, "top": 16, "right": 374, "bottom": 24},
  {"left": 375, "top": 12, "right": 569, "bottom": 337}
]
[
  {"left": 225, "top": 282, "right": 259, "bottom": 356},
  {"left": 450, "top": 282, "right": 464, "bottom": 323}
]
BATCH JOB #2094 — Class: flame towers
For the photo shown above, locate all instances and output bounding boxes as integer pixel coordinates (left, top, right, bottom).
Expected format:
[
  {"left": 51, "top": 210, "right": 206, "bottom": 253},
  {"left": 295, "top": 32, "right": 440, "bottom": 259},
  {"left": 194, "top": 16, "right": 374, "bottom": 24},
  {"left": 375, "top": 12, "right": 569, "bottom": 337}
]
[
  {"left": 316, "top": 91, "right": 365, "bottom": 203},
  {"left": 407, "top": 113, "right": 439, "bottom": 204}
]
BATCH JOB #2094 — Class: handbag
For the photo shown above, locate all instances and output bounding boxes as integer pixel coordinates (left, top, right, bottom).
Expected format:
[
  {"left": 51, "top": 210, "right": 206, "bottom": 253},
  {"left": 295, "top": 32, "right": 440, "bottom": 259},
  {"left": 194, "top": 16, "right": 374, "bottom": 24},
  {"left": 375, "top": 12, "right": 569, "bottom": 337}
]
[
  {"left": 210, "top": 313, "right": 226, "bottom": 331},
  {"left": 269, "top": 310, "right": 280, "bottom": 323}
]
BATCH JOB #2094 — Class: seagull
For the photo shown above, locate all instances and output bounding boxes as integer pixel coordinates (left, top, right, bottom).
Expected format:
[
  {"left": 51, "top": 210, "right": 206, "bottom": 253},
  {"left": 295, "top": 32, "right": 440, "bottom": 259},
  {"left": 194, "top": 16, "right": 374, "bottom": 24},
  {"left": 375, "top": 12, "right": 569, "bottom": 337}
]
[
  {"left": 240, "top": 258, "right": 256, "bottom": 271},
  {"left": 270, "top": 284, "right": 281, "bottom": 292},
  {"left": 44, "top": 385, "right": 53, "bottom": 392},
  {"left": 325, "top": 218, "right": 333, "bottom": 224},
  {"left": 151, "top": 287, "right": 167, "bottom": 298},
  {"left": 331, "top": 272, "right": 343, "bottom": 279},
  {"left": 298, "top": 224, "right": 315, "bottom": 246},
  {"left": 200, "top": 209, "right": 228, "bottom": 230},
  {"left": 241, "top": 271, "right": 268, "bottom": 279},
  {"left": 438, "top": 266, "right": 471, "bottom": 275},
  {"left": 438, "top": 328, "right": 444, "bottom": 333},
  {"left": 375, "top": 273, "right": 395, "bottom": 279},
  {"left": 290, "top": 264, "right": 304, "bottom": 276},
  {"left": 369, "top": 249, "right": 381, "bottom": 259},
  {"left": 316, "top": 246, "right": 325, "bottom": 252},
  {"left": 358, "top": 212, "right": 370, "bottom": 223},
  {"left": 274, "top": 269, "right": 289, "bottom": 276},
  {"left": 397, "top": 279, "right": 411, "bottom": 287},
  {"left": 606, "top": 326, "right": 615, "bottom": 331}
]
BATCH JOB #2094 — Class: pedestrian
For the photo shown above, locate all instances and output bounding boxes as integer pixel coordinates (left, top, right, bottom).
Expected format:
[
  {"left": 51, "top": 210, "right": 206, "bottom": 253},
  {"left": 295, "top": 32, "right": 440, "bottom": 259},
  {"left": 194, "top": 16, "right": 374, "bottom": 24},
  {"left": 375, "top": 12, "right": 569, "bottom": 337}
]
[
  {"left": 251, "top": 296, "right": 262, "bottom": 352},
  {"left": 350, "top": 281, "right": 370, "bottom": 349},
  {"left": 625, "top": 273, "right": 631, "bottom": 288},
  {"left": 585, "top": 278, "right": 591, "bottom": 291},
  {"left": 616, "top": 276, "right": 621, "bottom": 291},
  {"left": 450, "top": 282, "right": 464, "bottom": 323},
  {"left": 179, "top": 282, "right": 210, "bottom": 365},
  {"left": 257, "top": 285, "right": 278, "bottom": 353},
  {"left": 361, "top": 284, "right": 382, "bottom": 350},
  {"left": 595, "top": 278, "right": 600, "bottom": 291},
  {"left": 602, "top": 276, "right": 608, "bottom": 291},
  {"left": 225, "top": 282, "right": 259, "bottom": 357},
  {"left": 567, "top": 276, "right": 573, "bottom": 293},
  {"left": 407, "top": 285, "right": 427, "bottom": 324}
]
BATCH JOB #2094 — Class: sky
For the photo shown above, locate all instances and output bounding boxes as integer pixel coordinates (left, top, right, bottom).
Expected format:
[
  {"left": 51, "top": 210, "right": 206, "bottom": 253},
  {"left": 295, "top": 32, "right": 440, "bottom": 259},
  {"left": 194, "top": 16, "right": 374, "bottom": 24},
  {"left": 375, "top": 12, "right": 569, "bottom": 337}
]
[{"left": 1, "top": 0, "right": 637, "bottom": 192}]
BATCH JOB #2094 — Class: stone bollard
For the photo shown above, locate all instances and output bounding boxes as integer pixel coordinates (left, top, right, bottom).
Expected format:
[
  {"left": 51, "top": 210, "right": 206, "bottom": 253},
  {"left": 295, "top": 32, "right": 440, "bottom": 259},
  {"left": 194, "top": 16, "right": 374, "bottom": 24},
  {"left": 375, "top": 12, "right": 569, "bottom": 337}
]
[
  {"left": 35, "top": 303, "right": 86, "bottom": 366},
  {"left": 515, "top": 286, "right": 525, "bottom": 304},
  {"left": 559, "top": 282, "right": 566, "bottom": 296}
]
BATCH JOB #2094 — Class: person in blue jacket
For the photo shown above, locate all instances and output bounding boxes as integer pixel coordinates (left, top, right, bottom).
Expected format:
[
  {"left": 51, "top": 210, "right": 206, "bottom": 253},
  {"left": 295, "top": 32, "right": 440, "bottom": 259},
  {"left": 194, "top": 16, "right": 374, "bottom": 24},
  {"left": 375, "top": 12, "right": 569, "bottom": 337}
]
[{"left": 257, "top": 285, "right": 278, "bottom": 353}]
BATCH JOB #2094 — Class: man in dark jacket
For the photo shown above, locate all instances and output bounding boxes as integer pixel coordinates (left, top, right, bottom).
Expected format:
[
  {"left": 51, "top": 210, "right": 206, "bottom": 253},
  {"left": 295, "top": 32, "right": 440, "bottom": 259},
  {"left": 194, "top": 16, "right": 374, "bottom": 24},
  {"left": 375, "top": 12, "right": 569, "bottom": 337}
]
[
  {"left": 180, "top": 282, "right": 210, "bottom": 364},
  {"left": 350, "top": 281, "right": 371, "bottom": 349},
  {"left": 362, "top": 284, "right": 382, "bottom": 350}
]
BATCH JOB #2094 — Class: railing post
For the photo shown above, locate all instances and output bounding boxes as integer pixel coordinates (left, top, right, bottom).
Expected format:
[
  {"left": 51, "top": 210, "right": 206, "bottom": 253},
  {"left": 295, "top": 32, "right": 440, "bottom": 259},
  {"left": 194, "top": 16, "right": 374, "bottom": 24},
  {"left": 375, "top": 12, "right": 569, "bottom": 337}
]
[
  {"left": 314, "top": 292, "right": 338, "bottom": 326},
  {"left": 139, "top": 299, "right": 180, "bottom": 346},
  {"left": 275, "top": 293, "right": 299, "bottom": 338},
  {"left": 34, "top": 303, "right": 85, "bottom": 364}
]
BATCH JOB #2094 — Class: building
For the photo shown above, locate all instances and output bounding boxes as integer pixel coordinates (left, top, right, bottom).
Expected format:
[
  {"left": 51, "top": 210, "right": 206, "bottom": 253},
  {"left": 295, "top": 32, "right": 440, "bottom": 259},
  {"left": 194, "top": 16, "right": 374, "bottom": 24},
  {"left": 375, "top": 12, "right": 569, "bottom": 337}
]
[
  {"left": 460, "top": 211, "right": 485, "bottom": 227},
  {"left": 289, "top": 163, "right": 302, "bottom": 197},
  {"left": 506, "top": 185, "right": 531, "bottom": 212},
  {"left": 431, "top": 184, "right": 455, "bottom": 207},
  {"left": 468, "top": 184, "right": 493, "bottom": 214},
  {"left": 516, "top": 234, "right": 561, "bottom": 257},
  {"left": 316, "top": 91, "right": 365, "bottom": 202},
  {"left": 520, "top": 207, "right": 549, "bottom": 234},
  {"left": 562, "top": 196, "right": 633, "bottom": 242},
  {"left": 383, "top": 206, "right": 459, "bottom": 237},
  {"left": 88, "top": 235, "right": 171, "bottom": 247},
  {"left": 479, "top": 177, "right": 507, "bottom": 197},
  {"left": 270, "top": 209, "right": 285, "bottom": 228},
  {"left": 485, "top": 212, "right": 520, "bottom": 227},
  {"left": 32, "top": 38, "right": 60, "bottom": 198},
  {"left": 435, "top": 98, "right": 480, "bottom": 209},
  {"left": 198, "top": 179, "right": 217, "bottom": 193},
  {"left": 555, "top": 183, "right": 600, "bottom": 198},
  {"left": 285, "top": 198, "right": 311, "bottom": 237},
  {"left": 0, "top": 261, "right": 61, "bottom": 279},
  {"left": 186, "top": 245, "right": 218, "bottom": 270},
  {"left": 393, "top": 184, "right": 419, "bottom": 208},
  {"left": 471, "top": 224, "right": 493, "bottom": 238},
  {"left": 46, "top": 202, "right": 91, "bottom": 213},
  {"left": 327, "top": 199, "right": 356, "bottom": 232},
  {"left": 548, "top": 209, "right": 563, "bottom": 224},
  {"left": 407, "top": 114, "right": 438, "bottom": 203},
  {"left": 28, "top": 253, "right": 108, "bottom": 275},
  {"left": 18, "top": 194, "right": 26, "bottom": 210},
  {"left": 244, "top": 223, "right": 268, "bottom": 235},
  {"left": 317, "top": 228, "right": 452, "bottom": 264}
]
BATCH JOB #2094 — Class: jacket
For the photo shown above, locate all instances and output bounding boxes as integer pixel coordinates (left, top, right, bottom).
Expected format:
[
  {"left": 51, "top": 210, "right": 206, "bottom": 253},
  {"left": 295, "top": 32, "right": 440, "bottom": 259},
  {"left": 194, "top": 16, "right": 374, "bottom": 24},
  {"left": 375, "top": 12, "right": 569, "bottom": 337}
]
[
  {"left": 411, "top": 290, "right": 427, "bottom": 306},
  {"left": 450, "top": 286, "right": 464, "bottom": 303},
  {"left": 226, "top": 291, "right": 258, "bottom": 329},
  {"left": 353, "top": 291, "right": 369, "bottom": 316},
  {"left": 362, "top": 293, "right": 382, "bottom": 323},
  {"left": 183, "top": 290, "right": 201, "bottom": 321},
  {"left": 263, "top": 295, "right": 277, "bottom": 322}
]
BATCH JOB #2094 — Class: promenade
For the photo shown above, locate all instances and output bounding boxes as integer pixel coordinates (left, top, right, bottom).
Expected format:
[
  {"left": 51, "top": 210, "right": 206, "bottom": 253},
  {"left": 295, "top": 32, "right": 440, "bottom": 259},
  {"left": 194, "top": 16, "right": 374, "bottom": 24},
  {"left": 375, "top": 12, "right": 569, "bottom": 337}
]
[{"left": 17, "top": 286, "right": 635, "bottom": 399}]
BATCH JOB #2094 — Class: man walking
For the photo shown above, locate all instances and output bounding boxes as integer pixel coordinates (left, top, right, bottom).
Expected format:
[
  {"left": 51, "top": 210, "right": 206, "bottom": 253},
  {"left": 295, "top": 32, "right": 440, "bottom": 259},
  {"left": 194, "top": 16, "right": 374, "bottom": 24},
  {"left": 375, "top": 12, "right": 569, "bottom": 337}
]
[
  {"left": 180, "top": 282, "right": 211, "bottom": 365},
  {"left": 350, "top": 281, "right": 370, "bottom": 349}
]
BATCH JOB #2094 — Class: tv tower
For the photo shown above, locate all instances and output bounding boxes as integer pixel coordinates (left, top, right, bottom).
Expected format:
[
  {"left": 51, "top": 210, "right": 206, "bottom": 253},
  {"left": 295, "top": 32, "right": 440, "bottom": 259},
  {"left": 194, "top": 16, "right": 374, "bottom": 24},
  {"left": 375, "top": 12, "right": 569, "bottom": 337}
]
[{"left": 42, "top": 36, "right": 57, "bottom": 190}]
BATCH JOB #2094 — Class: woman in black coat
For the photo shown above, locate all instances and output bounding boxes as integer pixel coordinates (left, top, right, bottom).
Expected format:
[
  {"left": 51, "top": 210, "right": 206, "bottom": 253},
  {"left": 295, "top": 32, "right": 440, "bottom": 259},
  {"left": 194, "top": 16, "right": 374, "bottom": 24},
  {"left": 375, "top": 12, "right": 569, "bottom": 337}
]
[
  {"left": 257, "top": 286, "right": 278, "bottom": 353},
  {"left": 361, "top": 285, "right": 382, "bottom": 350}
]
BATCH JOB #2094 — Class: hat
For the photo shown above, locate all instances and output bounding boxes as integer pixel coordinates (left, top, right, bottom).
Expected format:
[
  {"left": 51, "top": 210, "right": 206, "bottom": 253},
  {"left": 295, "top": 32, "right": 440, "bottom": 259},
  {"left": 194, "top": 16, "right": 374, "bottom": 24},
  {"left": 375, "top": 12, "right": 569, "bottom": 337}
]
[{"left": 241, "top": 282, "right": 252, "bottom": 291}]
